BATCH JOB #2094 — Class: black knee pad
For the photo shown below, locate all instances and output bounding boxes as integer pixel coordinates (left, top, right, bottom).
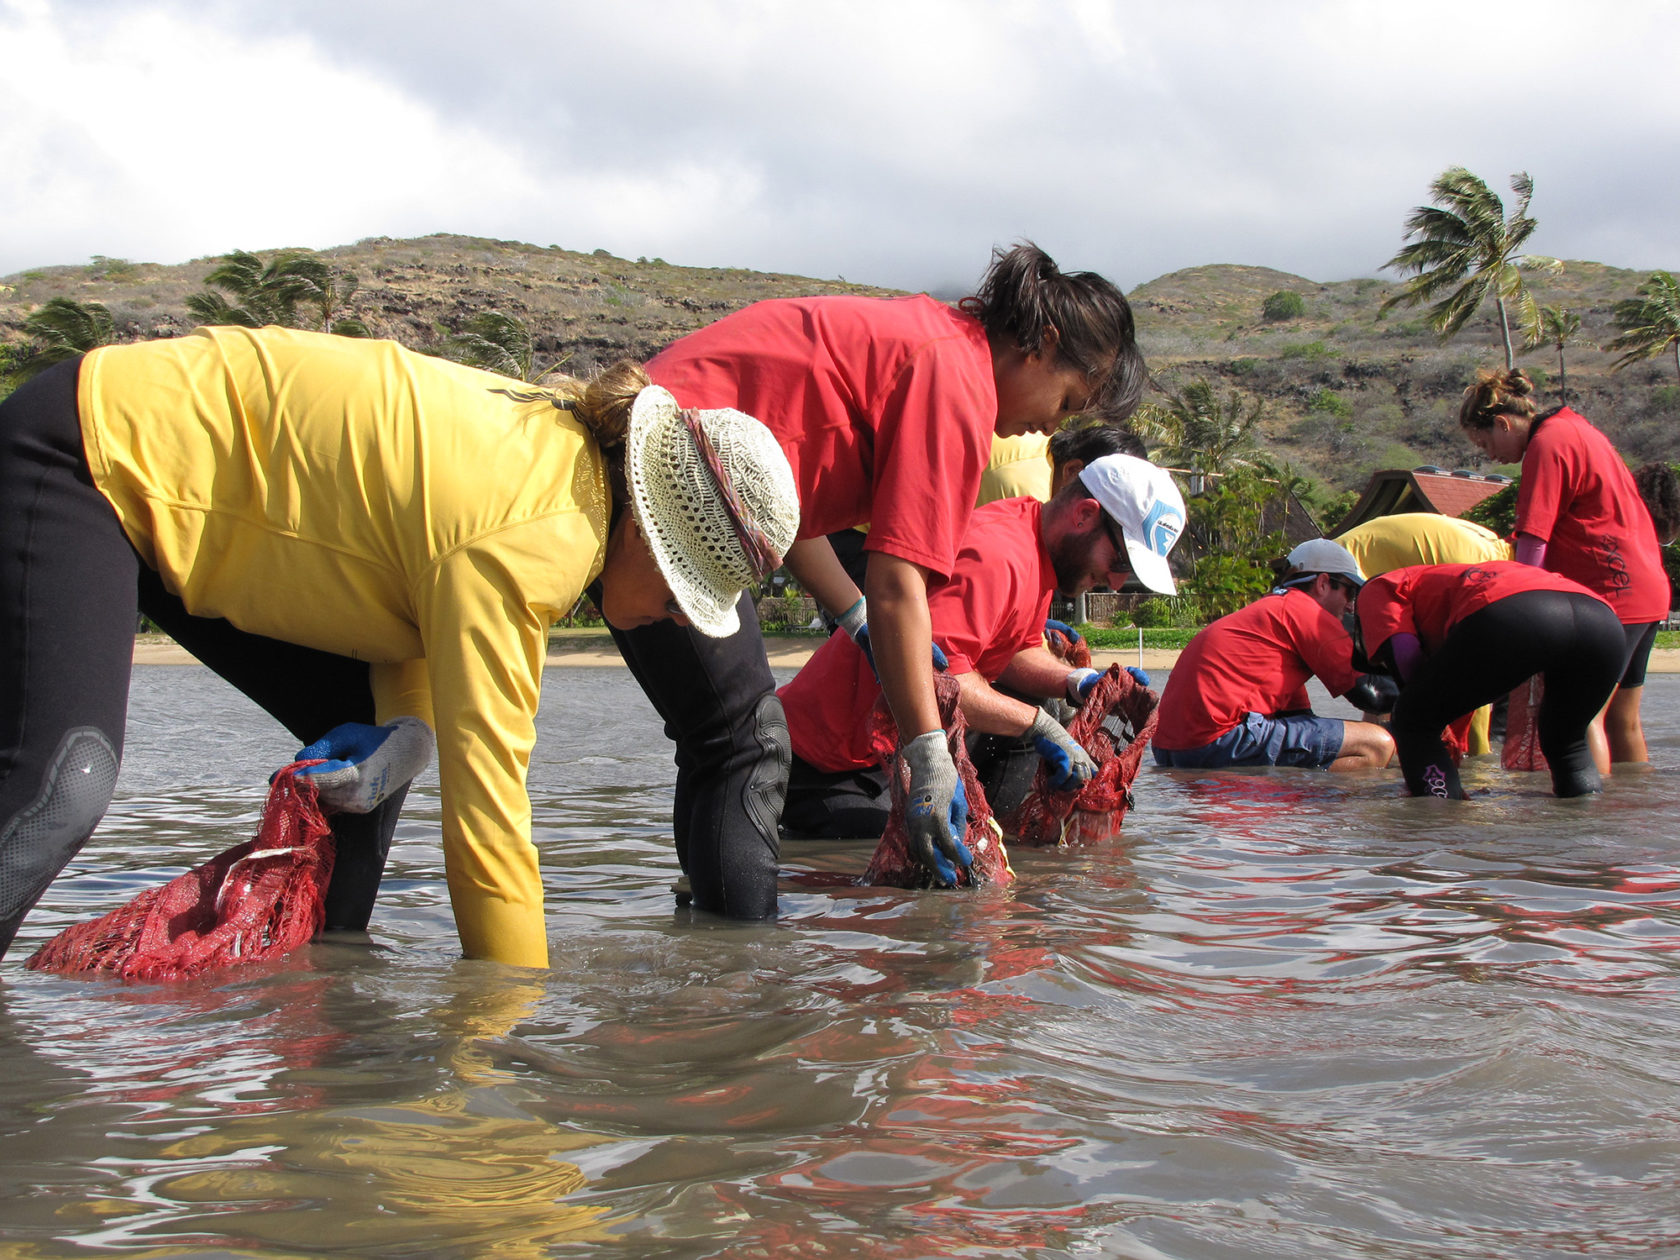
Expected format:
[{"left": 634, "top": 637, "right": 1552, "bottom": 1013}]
[
  {"left": 0, "top": 728, "right": 119, "bottom": 947},
  {"left": 742, "top": 693, "right": 791, "bottom": 848}
]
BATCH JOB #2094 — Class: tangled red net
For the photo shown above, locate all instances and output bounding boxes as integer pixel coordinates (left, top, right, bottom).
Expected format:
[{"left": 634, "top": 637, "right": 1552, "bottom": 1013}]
[
  {"left": 26, "top": 765, "right": 336, "bottom": 982},
  {"left": 1004, "top": 665, "right": 1158, "bottom": 848},
  {"left": 1502, "top": 675, "right": 1548, "bottom": 772},
  {"left": 861, "top": 673, "right": 1013, "bottom": 889}
]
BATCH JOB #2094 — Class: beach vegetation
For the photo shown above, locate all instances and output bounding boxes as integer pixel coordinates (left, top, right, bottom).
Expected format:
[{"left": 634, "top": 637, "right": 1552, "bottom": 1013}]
[{"left": 1262, "top": 290, "right": 1305, "bottom": 322}]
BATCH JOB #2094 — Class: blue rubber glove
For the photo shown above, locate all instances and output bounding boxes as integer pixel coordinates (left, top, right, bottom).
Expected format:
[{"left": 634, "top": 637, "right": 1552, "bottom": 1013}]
[
  {"left": 1029, "top": 711, "right": 1097, "bottom": 791},
  {"left": 1044, "top": 618, "right": 1082, "bottom": 654},
  {"left": 294, "top": 716, "right": 434, "bottom": 813},
  {"left": 1066, "top": 667, "right": 1102, "bottom": 705},
  {"left": 1125, "top": 666, "right": 1152, "bottom": 688},
  {"left": 901, "top": 731, "right": 972, "bottom": 886}
]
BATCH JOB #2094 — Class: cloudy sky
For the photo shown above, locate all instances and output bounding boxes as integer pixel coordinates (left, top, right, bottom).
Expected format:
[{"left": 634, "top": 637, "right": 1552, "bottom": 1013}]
[{"left": 3, "top": 0, "right": 1676, "bottom": 294}]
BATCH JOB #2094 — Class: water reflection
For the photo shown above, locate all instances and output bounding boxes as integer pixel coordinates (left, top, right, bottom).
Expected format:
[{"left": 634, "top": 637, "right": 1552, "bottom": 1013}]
[{"left": 0, "top": 667, "right": 1677, "bottom": 1255}]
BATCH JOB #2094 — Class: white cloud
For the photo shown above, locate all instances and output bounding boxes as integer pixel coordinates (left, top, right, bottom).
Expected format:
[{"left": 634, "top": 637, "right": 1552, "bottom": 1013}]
[{"left": 2, "top": 0, "right": 1675, "bottom": 291}]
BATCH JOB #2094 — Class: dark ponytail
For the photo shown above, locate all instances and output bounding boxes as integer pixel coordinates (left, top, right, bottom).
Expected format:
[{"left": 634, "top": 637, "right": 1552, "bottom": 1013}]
[{"left": 960, "top": 241, "right": 1144, "bottom": 422}]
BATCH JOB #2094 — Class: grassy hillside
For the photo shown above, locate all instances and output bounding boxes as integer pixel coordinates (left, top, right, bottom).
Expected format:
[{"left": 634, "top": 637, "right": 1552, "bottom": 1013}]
[{"left": 3, "top": 235, "right": 1674, "bottom": 494}]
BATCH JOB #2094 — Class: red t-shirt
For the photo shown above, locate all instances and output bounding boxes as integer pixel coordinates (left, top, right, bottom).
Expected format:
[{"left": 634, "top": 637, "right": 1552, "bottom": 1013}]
[
  {"left": 1517, "top": 407, "right": 1668, "bottom": 623},
  {"left": 779, "top": 497, "right": 1057, "bottom": 772},
  {"left": 648, "top": 294, "right": 996, "bottom": 579},
  {"left": 1154, "top": 589, "right": 1362, "bottom": 750},
  {"left": 1357, "top": 562, "right": 1607, "bottom": 658}
]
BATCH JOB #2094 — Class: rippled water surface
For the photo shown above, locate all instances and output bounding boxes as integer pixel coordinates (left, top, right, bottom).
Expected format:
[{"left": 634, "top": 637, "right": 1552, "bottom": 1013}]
[{"left": 5, "top": 666, "right": 1680, "bottom": 1258}]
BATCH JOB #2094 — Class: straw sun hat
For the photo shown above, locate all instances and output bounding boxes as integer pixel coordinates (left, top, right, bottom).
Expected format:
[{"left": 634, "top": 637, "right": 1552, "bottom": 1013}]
[{"left": 626, "top": 385, "right": 800, "bottom": 637}]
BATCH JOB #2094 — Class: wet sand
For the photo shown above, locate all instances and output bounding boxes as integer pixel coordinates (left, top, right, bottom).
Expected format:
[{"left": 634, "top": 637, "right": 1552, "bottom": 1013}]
[{"left": 131, "top": 637, "right": 1680, "bottom": 673}]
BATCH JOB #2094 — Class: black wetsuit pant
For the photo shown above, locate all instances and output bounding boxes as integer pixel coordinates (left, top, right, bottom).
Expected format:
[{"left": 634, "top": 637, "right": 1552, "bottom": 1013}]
[
  {"left": 0, "top": 358, "right": 403, "bottom": 960},
  {"left": 1391, "top": 589, "right": 1624, "bottom": 800},
  {"left": 597, "top": 591, "right": 788, "bottom": 917}
]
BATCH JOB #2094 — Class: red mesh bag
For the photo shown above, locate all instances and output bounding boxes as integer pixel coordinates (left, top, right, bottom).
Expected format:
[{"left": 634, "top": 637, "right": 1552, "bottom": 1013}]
[
  {"left": 861, "top": 673, "right": 1013, "bottom": 889},
  {"left": 1043, "top": 623, "right": 1092, "bottom": 669},
  {"left": 1503, "top": 674, "right": 1548, "bottom": 772},
  {"left": 26, "top": 765, "right": 336, "bottom": 982},
  {"left": 1006, "top": 665, "right": 1158, "bottom": 848}
]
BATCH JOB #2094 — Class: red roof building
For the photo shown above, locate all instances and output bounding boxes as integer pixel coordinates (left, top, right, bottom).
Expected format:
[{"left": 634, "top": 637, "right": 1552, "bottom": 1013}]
[{"left": 1332, "top": 467, "right": 1512, "bottom": 534}]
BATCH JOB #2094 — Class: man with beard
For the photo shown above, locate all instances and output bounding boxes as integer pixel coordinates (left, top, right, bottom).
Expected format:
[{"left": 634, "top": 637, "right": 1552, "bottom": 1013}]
[{"left": 777, "top": 455, "right": 1185, "bottom": 837}]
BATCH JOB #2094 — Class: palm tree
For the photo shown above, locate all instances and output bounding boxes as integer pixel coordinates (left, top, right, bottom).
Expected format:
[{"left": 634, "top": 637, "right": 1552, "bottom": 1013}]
[
  {"left": 286, "top": 266, "right": 369, "bottom": 336},
  {"left": 1133, "top": 377, "right": 1264, "bottom": 486},
  {"left": 1527, "top": 304, "right": 1582, "bottom": 403},
  {"left": 186, "top": 249, "right": 354, "bottom": 330},
  {"left": 440, "top": 311, "right": 562, "bottom": 382},
  {"left": 14, "top": 297, "right": 116, "bottom": 379},
  {"left": 1606, "top": 271, "right": 1680, "bottom": 383},
  {"left": 1381, "top": 167, "right": 1562, "bottom": 369}
]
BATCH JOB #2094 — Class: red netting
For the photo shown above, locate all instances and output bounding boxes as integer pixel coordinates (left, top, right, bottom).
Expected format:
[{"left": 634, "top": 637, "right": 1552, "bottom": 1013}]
[
  {"left": 861, "top": 673, "right": 1013, "bottom": 889},
  {"left": 1044, "top": 624, "right": 1092, "bottom": 669},
  {"left": 1004, "top": 665, "right": 1158, "bottom": 848},
  {"left": 26, "top": 765, "right": 336, "bottom": 982},
  {"left": 1503, "top": 674, "right": 1548, "bottom": 772}
]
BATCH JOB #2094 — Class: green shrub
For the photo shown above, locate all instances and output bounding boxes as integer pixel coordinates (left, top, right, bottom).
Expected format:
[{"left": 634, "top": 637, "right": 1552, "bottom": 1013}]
[
  {"left": 1279, "top": 340, "right": 1332, "bottom": 361},
  {"left": 1262, "top": 290, "right": 1305, "bottom": 322},
  {"left": 1130, "top": 596, "right": 1203, "bottom": 628},
  {"left": 1309, "top": 388, "right": 1352, "bottom": 417}
]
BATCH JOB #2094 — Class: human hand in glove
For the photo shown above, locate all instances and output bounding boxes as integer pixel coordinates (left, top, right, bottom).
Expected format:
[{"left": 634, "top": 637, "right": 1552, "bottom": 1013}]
[
  {"left": 1065, "top": 665, "right": 1151, "bottom": 706},
  {"left": 1029, "top": 710, "right": 1097, "bottom": 791},
  {"left": 901, "top": 731, "right": 972, "bottom": 886},
  {"left": 294, "top": 716, "right": 434, "bottom": 813},
  {"left": 839, "top": 597, "right": 948, "bottom": 678}
]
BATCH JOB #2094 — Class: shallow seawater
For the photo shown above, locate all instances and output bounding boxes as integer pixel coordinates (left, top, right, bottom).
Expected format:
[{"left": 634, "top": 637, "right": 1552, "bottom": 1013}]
[{"left": 5, "top": 666, "right": 1680, "bottom": 1258}]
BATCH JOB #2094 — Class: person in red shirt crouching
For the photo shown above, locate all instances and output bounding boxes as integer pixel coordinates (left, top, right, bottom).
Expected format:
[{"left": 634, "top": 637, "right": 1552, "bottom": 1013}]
[
  {"left": 1356, "top": 562, "right": 1625, "bottom": 800},
  {"left": 778, "top": 454, "right": 1184, "bottom": 838},
  {"left": 1152, "top": 539, "right": 1397, "bottom": 773}
]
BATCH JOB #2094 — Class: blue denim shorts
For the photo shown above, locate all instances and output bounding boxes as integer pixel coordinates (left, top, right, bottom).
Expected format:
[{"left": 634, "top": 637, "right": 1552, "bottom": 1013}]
[{"left": 1154, "top": 711, "right": 1346, "bottom": 770}]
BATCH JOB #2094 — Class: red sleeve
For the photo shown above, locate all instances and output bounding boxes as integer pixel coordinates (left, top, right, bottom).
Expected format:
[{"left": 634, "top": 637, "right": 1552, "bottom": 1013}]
[
  {"left": 1515, "top": 427, "right": 1569, "bottom": 543},
  {"left": 1292, "top": 597, "right": 1361, "bottom": 697},
  {"left": 862, "top": 346, "right": 994, "bottom": 579},
  {"left": 1356, "top": 574, "right": 1415, "bottom": 662}
]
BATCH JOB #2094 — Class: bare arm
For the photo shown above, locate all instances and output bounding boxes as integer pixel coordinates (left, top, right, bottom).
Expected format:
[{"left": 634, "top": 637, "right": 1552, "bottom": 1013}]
[
  {"left": 953, "top": 671, "right": 1042, "bottom": 736},
  {"left": 865, "top": 552, "right": 940, "bottom": 739},
  {"left": 996, "top": 645, "right": 1081, "bottom": 700},
  {"left": 784, "top": 537, "right": 864, "bottom": 619}
]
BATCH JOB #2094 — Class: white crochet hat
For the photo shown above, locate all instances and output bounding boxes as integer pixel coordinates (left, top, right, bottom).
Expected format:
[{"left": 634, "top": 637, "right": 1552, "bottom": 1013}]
[{"left": 626, "top": 385, "right": 800, "bottom": 637}]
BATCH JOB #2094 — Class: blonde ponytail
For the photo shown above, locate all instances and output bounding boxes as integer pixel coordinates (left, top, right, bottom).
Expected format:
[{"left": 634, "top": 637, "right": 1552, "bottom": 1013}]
[{"left": 547, "top": 359, "right": 651, "bottom": 450}]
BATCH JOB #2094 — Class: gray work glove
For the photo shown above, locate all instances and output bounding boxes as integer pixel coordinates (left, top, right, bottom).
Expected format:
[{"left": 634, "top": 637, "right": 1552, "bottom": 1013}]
[
  {"left": 901, "top": 731, "right": 972, "bottom": 887},
  {"left": 295, "top": 716, "right": 434, "bottom": 813},
  {"left": 1029, "top": 710, "right": 1097, "bottom": 792}
]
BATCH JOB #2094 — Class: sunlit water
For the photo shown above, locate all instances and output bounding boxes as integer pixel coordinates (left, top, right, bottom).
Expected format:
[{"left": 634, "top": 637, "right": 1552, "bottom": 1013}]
[{"left": 4, "top": 665, "right": 1680, "bottom": 1258}]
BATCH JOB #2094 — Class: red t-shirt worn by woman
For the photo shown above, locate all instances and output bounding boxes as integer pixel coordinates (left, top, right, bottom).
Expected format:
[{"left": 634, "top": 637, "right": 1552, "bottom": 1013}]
[
  {"left": 1357, "top": 562, "right": 1609, "bottom": 659},
  {"left": 1516, "top": 407, "right": 1668, "bottom": 624},
  {"left": 648, "top": 294, "right": 997, "bottom": 580}
]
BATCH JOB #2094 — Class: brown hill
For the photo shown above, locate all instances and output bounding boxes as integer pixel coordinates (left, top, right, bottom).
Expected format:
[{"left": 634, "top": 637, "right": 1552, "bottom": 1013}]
[{"left": 3, "top": 235, "right": 1674, "bottom": 493}]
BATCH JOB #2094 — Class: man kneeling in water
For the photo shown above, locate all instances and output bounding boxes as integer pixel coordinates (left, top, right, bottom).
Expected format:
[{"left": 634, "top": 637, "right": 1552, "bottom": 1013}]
[{"left": 1152, "top": 539, "right": 1397, "bottom": 772}]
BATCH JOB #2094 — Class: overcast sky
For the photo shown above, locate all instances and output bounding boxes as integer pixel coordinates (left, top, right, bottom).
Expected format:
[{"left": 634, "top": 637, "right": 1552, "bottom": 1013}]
[{"left": 3, "top": 0, "right": 1676, "bottom": 294}]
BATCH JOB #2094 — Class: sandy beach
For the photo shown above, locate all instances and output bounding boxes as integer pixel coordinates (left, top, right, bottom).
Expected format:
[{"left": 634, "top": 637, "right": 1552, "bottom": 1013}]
[{"left": 131, "top": 637, "right": 1680, "bottom": 673}]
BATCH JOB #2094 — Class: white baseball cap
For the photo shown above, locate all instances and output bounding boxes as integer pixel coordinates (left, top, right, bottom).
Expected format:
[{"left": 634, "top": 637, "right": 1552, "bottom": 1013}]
[
  {"left": 1284, "top": 538, "right": 1366, "bottom": 587},
  {"left": 1077, "top": 454, "right": 1186, "bottom": 595}
]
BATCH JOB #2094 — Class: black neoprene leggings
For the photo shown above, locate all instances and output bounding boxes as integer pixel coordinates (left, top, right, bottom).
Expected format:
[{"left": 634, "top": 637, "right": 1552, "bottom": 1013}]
[
  {"left": 593, "top": 582, "right": 789, "bottom": 918},
  {"left": 1390, "top": 589, "right": 1625, "bottom": 799},
  {"left": 0, "top": 357, "right": 403, "bottom": 960}
]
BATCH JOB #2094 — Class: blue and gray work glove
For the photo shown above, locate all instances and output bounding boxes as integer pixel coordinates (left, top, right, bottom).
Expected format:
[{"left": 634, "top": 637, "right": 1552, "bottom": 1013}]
[
  {"left": 1028, "top": 710, "right": 1098, "bottom": 792},
  {"left": 901, "top": 731, "right": 973, "bottom": 887},
  {"left": 294, "top": 716, "right": 434, "bottom": 814},
  {"left": 1065, "top": 666, "right": 1151, "bottom": 706},
  {"left": 838, "top": 597, "right": 948, "bottom": 678}
]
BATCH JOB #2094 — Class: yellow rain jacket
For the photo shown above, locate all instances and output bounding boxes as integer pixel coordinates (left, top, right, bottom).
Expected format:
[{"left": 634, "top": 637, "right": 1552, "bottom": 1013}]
[{"left": 79, "top": 326, "right": 611, "bottom": 968}]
